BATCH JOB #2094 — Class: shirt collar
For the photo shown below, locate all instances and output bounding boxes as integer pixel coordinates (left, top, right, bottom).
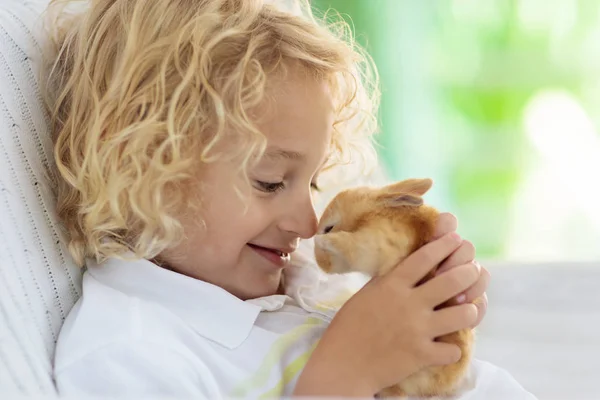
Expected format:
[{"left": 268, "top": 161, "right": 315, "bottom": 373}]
[{"left": 86, "top": 255, "right": 286, "bottom": 349}]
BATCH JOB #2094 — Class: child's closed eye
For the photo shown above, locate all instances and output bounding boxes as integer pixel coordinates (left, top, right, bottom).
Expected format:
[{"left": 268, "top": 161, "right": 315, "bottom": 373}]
[
  {"left": 253, "top": 180, "right": 321, "bottom": 194},
  {"left": 255, "top": 180, "right": 285, "bottom": 193}
]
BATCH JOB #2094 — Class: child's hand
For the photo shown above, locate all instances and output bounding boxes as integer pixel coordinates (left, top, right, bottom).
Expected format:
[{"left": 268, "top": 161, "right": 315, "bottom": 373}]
[
  {"left": 432, "top": 213, "right": 490, "bottom": 328},
  {"left": 293, "top": 232, "right": 479, "bottom": 397}
]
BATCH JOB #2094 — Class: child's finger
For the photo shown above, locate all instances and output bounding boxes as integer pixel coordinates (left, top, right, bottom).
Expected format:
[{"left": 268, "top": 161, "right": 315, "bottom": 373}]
[
  {"left": 471, "top": 293, "right": 488, "bottom": 328},
  {"left": 426, "top": 341, "right": 462, "bottom": 367},
  {"left": 391, "top": 232, "right": 462, "bottom": 286},
  {"left": 417, "top": 262, "right": 479, "bottom": 307},
  {"left": 431, "top": 212, "right": 458, "bottom": 240},
  {"left": 435, "top": 240, "right": 476, "bottom": 275},
  {"left": 430, "top": 303, "right": 478, "bottom": 337},
  {"left": 461, "top": 266, "right": 490, "bottom": 303}
]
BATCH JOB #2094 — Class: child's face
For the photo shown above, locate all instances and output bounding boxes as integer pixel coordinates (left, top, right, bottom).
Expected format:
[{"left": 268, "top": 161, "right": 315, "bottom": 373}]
[{"left": 159, "top": 72, "right": 333, "bottom": 299}]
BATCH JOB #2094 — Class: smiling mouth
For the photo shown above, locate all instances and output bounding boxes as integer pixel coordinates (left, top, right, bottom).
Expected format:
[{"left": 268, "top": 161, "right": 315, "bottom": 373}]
[
  {"left": 247, "top": 244, "right": 289, "bottom": 257},
  {"left": 247, "top": 244, "right": 291, "bottom": 268}
]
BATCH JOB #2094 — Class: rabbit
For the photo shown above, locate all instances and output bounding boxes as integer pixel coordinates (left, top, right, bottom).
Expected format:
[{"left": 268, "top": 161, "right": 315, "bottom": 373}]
[{"left": 313, "top": 178, "right": 474, "bottom": 398}]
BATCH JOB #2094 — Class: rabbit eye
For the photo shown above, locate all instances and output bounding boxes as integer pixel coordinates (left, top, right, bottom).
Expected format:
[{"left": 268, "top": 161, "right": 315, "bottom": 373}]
[{"left": 323, "top": 225, "right": 334, "bottom": 234}]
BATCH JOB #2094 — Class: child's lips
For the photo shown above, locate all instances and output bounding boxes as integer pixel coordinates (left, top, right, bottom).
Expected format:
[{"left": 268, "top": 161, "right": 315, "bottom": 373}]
[{"left": 247, "top": 244, "right": 291, "bottom": 268}]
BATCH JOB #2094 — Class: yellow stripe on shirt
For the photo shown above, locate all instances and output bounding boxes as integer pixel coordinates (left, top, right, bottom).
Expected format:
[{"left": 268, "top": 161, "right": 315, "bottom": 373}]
[
  {"left": 230, "top": 317, "right": 323, "bottom": 397},
  {"left": 259, "top": 339, "right": 320, "bottom": 399}
]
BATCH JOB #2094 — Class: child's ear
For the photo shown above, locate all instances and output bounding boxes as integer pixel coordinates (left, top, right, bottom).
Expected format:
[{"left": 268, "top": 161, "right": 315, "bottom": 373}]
[
  {"left": 381, "top": 178, "right": 433, "bottom": 197},
  {"left": 383, "top": 194, "right": 423, "bottom": 207}
]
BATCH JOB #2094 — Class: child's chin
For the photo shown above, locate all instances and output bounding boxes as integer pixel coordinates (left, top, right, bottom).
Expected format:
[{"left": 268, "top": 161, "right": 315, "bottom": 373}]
[{"left": 235, "top": 272, "right": 283, "bottom": 300}]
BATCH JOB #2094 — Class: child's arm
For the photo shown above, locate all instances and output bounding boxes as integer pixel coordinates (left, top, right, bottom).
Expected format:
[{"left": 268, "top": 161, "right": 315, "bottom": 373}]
[{"left": 293, "top": 232, "right": 479, "bottom": 396}]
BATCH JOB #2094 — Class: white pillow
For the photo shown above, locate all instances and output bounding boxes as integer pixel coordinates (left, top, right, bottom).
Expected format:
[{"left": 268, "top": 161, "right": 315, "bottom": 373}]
[{"left": 0, "top": 0, "right": 81, "bottom": 395}]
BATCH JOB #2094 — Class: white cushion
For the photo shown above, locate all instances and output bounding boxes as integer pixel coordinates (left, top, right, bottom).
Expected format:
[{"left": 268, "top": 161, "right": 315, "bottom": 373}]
[{"left": 0, "top": 0, "right": 82, "bottom": 395}]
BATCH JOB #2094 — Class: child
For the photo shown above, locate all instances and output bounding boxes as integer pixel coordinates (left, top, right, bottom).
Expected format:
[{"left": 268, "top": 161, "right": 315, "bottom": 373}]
[{"left": 45, "top": 0, "right": 535, "bottom": 398}]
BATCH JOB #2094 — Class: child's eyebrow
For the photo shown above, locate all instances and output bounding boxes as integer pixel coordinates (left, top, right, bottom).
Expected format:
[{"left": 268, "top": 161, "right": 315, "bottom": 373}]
[
  {"left": 264, "top": 147, "right": 305, "bottom": 161},
  {"left": 262, "top": 147, "right": 331, "bottom": 171}
]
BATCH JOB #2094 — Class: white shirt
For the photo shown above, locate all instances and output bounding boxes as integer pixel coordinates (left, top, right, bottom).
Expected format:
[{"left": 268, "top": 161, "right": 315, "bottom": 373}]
[{"left": 54, "top": 247, "right": 538, "bottom": 399}]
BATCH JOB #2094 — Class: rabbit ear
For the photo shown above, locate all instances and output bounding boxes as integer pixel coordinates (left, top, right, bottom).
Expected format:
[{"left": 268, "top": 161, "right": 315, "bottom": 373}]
[
  {"left": 381, "top": 178, "right": 433, "bottom": 197},
  {"left": 385, "top": 194, "right": 423, "bottom": 207}
]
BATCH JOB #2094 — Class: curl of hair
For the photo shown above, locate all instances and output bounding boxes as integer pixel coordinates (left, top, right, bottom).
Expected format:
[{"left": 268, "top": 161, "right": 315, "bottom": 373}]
[{"left": 43, "top": 0, "right": 380, "bottom": 266}]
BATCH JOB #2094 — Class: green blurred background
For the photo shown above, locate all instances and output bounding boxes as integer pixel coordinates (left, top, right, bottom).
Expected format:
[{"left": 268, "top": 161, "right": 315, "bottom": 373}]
[{"left": 312, "top": 0, "right": 600, "bottom": 262}]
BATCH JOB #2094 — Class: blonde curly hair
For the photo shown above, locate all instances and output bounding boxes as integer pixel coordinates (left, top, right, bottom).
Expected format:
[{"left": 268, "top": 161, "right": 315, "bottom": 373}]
[{"left": 44, "top": 0, "right": 380, "bottom": 266}]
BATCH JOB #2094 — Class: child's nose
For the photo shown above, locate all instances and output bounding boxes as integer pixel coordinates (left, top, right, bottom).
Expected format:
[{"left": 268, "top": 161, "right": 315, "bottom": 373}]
[{"left": 279, "top": 197, "right": 318, "bottom": 239}]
